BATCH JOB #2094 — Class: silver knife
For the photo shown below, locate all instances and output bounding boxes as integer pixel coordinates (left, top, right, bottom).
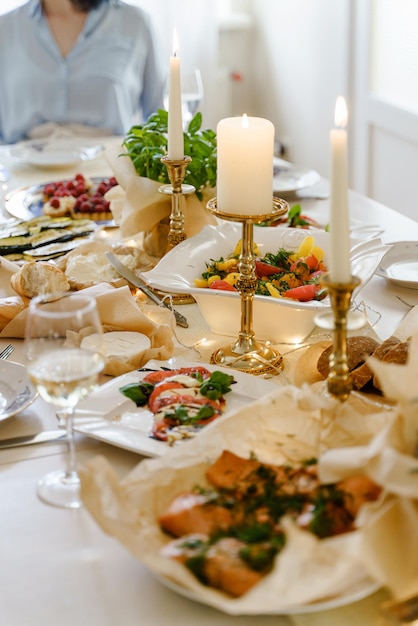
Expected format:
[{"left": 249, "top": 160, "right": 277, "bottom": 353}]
[
  {"left": 0, "top": 429, "right": 66, "bottom": 450},
  {"left": 105, "top": 252, "right": 188, "bottom": 328}
]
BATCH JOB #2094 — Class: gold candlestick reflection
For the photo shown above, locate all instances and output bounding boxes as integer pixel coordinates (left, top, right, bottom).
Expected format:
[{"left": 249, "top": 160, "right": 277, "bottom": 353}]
[
  {"left": 160, "top": 155, "right": 195, "bottom": 251},
  {"left": 319, "top": 274, "right": 361, "bottom": 402},
  {"left": 206, "top": 197, "right": 288, "bottom": 376}
]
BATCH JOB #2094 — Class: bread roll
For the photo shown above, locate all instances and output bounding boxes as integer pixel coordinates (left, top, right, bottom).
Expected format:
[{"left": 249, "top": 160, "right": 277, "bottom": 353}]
[
  {"left": 317, "top": 336, "right": 380, "bottom": 379},
  {"left": 10, "top": 262, "right": 70, "bottom": 298},
  {"left": 350, "top": 336, "right": 402, "bottom": 390},
  {"left": 373, "top": 340, "right": 409, "bottom": 390},
  {"left": 0, "top": 295, "right": 29, "bottom": 331}
]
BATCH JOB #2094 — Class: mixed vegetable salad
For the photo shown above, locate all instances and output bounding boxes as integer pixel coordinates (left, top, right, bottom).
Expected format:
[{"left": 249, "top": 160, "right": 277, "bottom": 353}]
[{"left": 194, "top": 234, "right": 328, "bottom": 302}]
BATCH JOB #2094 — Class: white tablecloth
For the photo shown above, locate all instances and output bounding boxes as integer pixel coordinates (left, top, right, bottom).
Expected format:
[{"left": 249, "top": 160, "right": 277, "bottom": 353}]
[{"left": 0, "top": 138, "right": 417, "bottom": 626}]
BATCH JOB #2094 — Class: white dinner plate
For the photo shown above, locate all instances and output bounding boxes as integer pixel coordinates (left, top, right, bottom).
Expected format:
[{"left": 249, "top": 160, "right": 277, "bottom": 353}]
[
  {"left": 273, "top": 157, "right": 320, "bottom": 193},
  {"left": 73, "top": 358, "right": 277, "bottom": 456},
  {"left": 376, "top": 241, "right": 418, "bottom": 289},
  {"left": 0, "top": 361, "right": 38, "bottom": 422},
  {"left": 155, "top": 572, "right": 380, "bottom": 616},
  {"left": 6, "top": 138, "right": 104, "bottom": 168}
]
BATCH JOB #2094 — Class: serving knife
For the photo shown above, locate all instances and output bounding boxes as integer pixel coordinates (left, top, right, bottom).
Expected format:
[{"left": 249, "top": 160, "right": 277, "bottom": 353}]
[
  {"left": 0, "top": 429, "right": 66, "bottom": 450},
  {"left": 105, "top": 252, "right": 188, "bottom": 328}
]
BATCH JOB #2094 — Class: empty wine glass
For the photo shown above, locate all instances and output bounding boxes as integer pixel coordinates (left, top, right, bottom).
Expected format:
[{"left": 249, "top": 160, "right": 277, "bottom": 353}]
[
  {"left": 164, "top": 67, "right": 204, "bottom": 129},
  {"left": 25, "top": 292, "right": 104, "bottom": 509},
  {"left": 181, "top": 68, "right": 204, "bottom": 128}
]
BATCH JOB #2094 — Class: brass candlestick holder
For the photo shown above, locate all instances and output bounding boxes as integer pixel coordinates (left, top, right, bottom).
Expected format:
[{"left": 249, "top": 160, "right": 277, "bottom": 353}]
[
  {"left": 160, "top": 155, "right": 195, "bottom": 251},
  {"left": 317, "top": 273, "right": 362, "bottom": 402},
  {"left": 206, "top": 197, "right": 288, "bottom": 376}
]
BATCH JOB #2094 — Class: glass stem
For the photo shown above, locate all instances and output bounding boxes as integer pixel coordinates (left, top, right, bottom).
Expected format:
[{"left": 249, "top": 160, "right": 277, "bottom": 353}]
[{"left": 64, "top": 407, "right": 78, "bottom": 480}]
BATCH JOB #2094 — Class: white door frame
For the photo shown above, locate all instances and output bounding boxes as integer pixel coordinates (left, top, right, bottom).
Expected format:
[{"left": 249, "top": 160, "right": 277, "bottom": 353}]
[{"left": 350, "top": 0, "right": 418, "bottom": 203}]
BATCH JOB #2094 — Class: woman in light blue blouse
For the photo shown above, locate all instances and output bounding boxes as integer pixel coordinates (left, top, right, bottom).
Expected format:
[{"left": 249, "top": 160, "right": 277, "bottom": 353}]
[{"left": 0, "top": 0, "right": 166, "bottom": 144}]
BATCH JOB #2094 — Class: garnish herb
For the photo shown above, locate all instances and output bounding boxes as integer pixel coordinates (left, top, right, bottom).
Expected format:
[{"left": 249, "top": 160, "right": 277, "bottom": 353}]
[{"left": 164, "top": 403, "right": 216, "bottom": 424}]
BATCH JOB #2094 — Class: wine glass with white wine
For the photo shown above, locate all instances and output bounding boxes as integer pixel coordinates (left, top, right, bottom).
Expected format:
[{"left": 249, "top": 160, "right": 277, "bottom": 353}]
[{"left": 25, "top": 292, "right": 104, "bottom": 509}]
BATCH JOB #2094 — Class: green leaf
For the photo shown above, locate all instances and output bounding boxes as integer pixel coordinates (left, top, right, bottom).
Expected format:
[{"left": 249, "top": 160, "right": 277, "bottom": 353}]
[
  {"left": 119, "top": 382, "right": 154, "bottom": 406},
  {"left": 199, "top": 371, "right": 235, "bottom": 400}
]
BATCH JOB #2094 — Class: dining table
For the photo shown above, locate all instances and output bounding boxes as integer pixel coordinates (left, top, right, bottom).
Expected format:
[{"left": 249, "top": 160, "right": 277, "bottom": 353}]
[{"left": 0, "top": 136, "right": 417, "bottom": 626}]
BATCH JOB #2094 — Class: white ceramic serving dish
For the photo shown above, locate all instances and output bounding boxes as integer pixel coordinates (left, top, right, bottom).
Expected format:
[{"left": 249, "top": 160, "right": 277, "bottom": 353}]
[{"left": 142, "top": 223, "right": 388, "bottom": 344}]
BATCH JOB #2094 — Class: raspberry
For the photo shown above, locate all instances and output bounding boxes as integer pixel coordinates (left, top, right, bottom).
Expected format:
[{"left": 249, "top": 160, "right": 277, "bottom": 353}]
[
  {"left": 49, "top": 197, "right": 61, "bottom": 208},
  {"left": 79, "top": 201, "right": 92, "bottom": 212}
]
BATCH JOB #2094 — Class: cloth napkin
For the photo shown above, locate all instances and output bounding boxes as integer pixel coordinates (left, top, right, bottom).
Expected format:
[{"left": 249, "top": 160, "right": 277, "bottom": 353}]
[
  {"left": 0, "top": 282, "right": 175, "bottom": 376},
  {"left": 104, "top": 142, "right": 217, "bottom": 257}
]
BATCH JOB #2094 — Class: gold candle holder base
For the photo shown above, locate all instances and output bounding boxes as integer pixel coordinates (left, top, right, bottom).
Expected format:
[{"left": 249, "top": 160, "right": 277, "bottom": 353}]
[
  {"left": 318, "top": 274, "right": 362, "bottom": 402},
  {"left": 160, "top": 155, "right": 195, "bottom": 250},
  {"left": 206, "top": 197, "right": 288, "bottom": 376}
]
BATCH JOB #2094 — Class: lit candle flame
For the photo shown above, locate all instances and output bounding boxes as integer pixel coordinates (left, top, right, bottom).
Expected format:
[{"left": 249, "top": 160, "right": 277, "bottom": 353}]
[
  {"left": 242, "top": 113, "right": 249, "bottom": 128},
  {"left": 172, "top": 28, "right": 179, "bottom": 57},
  {"left": 334, "top": 96, "right": 348, "bottom": 128}
]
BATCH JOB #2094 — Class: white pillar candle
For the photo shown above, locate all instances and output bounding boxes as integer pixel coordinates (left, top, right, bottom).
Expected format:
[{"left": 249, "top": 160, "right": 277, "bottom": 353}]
[
  {"left": 167, "top": 29, "right": 184, "bottom": 160},
  {"left": 329, "top": 96, "right": 351, "bottom": 283},
  {"left": 216, "top": 115, "right": 274, "bottom": 216}
]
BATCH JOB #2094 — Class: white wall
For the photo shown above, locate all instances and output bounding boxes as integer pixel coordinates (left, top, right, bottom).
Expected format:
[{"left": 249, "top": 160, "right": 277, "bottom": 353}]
[{"left": 250, "top": 0, "right": 350, "bottom": 179}]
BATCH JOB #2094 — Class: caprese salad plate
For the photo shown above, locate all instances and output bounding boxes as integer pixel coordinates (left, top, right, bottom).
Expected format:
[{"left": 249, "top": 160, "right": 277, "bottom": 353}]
[{"left": 73, "top": 358, "right": 278, "bottom": 457}]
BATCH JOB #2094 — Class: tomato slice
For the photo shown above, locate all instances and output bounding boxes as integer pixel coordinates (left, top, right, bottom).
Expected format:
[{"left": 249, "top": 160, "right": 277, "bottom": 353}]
[
  {"left": 178, "top": 366, "right": 212, "bottom": 380},
  {"left": 283, "top": 284, "right": 320, "bottom": 302},
  {"left": 148, "top": 382, "right": 184, "bottom": 413},
  {"left": 208, "top": 280, "right": 237, "bottom": 291},
  {"left": 143, "top": 366, "right": 212, "bottom": 385},
  {"left": 143, "top": 370, "right": 176, "bottom": 384},
  {"left": 151, "top": 396, "right": 223, "bottom": 440},
  {"left": 255, "top": 260, "right": 282, "bottom": 277},
  {"left": 290, "top": 255, "right": 319, "bottom": 272}
]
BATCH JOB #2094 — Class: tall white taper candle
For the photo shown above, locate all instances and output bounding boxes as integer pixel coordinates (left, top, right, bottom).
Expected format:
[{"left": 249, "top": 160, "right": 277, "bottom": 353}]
[
  {"left": 167, "top": 29, "right": 184, "bottom": 160},
  {"left": 329, "top": 96, "right": 351, "bottom": 283}
]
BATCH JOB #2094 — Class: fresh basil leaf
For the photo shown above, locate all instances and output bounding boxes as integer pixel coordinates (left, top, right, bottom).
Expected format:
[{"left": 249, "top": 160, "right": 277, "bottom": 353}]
[
  {"left": 119, "top": 382, "right": 154, "bottom": 406},
  {"left": 200, "top": 371, "right": 235, "bottom": 399},
  {"left": 122, "top": 109, "right": 217, "bottom": 198}
]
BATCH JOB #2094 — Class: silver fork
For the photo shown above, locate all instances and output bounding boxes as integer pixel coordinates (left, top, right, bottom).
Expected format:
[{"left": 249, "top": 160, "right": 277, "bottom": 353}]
[{"left": 0, "top": 344, "right": 14, "bottom": 360}]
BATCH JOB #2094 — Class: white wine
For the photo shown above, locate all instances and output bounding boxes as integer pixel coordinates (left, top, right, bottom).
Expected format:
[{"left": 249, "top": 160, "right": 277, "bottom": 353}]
[{"left": 28, "top": 348, "right": 104, "bottom": 410}]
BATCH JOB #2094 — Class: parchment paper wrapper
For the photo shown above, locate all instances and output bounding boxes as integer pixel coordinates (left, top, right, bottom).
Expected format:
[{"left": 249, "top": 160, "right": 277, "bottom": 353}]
[
  {"left": 0, "top": 256, "right": 19, "bottom": 297},
  {"left": 0, "top": 283, "right": 175, "bottom": 375},
  {"left": 80, "top": 384, "right": 412, "bottom": 615},
  {"left": 104, "top": 143, "right": 217, "bottom": 257}
]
